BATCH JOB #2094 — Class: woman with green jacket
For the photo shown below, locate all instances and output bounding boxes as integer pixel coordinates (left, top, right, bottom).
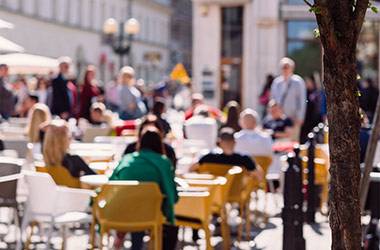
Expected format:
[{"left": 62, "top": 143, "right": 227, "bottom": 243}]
[{"left": 109, "top": 126, "right": 178, "bottom": 250}]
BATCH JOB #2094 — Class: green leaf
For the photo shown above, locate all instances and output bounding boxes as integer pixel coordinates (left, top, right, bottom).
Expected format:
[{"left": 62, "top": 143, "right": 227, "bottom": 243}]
[
  {"left": 371, "top": 6, "right": 378, "bottom": 13},
  {"left": 309, "top": 6, "right": 322, "bottom": 14}
]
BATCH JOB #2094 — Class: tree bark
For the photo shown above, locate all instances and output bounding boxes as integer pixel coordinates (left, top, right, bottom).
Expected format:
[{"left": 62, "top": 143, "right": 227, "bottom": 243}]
[
  {"left": 311, "top": 0, "right": 369, "bottom": 249},
  {"left": 323, "top": 51, "right": 362, "bottom": 250}
]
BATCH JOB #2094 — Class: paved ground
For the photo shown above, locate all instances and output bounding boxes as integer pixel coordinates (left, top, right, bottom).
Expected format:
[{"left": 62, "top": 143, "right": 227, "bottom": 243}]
[{"left": 0, "top": 192, "right": 332, "bottom": 250}]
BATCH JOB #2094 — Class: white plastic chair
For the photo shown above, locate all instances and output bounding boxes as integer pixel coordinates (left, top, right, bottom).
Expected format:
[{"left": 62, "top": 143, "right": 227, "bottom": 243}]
[
  {"left": 82, "top": 127, "right": 111, "bottom": 143},
  {"left": 21, "top": 171, "right": 94, "bottom": 250},
  {"left": 3, "top": 139, "right": 29, "bottom": 158}
]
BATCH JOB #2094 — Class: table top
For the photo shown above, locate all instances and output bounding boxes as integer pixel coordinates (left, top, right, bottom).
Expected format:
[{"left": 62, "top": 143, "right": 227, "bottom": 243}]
[{"left": 79, "top": 174, "right": 108, "bottom": 187}]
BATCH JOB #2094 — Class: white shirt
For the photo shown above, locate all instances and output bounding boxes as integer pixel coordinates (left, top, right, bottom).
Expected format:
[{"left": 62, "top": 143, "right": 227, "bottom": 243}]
[
  {"left": 184, "top": 116, "right": 218, "bottom": 150},
  {"left": 234, "top": 129, "right": 273, "bottom": 157}
]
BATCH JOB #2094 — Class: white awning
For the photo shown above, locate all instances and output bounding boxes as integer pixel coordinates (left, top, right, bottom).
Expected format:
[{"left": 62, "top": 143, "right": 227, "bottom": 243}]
[
  {"left": 0, "top": 53, "right": 59, "bottom": 75},
  {"left": 0, "top": 36, "right": 24, "bottom": 54},
  {"left": 0, "top": 19, "right": 14, "bottom": 29}
]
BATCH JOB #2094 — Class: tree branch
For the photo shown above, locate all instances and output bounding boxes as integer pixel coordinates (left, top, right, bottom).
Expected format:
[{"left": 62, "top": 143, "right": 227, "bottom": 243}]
[
  {"left": 354, "top": 0, "right": 370, "bottom": 30},
  {"left": 303, "top": 0, "right": 314, "bottom": 7}
]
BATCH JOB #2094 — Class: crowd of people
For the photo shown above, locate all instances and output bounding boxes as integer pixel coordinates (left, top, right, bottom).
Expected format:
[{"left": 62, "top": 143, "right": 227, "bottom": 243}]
[{"left": 0, "top": 55, "right": 378, "bottom": 249}]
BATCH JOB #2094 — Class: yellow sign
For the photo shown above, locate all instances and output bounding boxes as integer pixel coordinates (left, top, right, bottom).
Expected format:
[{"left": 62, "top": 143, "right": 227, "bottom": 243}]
[{"left": 170, "top": 63, "right": 190, "bottom": 84}]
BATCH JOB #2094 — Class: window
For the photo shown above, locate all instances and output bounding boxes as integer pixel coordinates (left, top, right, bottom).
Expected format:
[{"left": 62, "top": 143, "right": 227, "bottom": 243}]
[
  {"left": 221, "top": 7, "right": 243, "bottom": 58},
  {"left": 287, "top": 0, "right": 306, "bottom": 4},
  {"left": 287, "top": 21, "right": 321, "bottom": 77}
]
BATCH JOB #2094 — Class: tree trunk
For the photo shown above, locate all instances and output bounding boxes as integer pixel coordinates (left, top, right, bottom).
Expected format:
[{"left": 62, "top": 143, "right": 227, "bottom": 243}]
[
  {"left": 323, "top": 51, "right": 362, "bottom": 250},
  {"left": 311, "top": 1, "right": 369, "bottom": 248}
]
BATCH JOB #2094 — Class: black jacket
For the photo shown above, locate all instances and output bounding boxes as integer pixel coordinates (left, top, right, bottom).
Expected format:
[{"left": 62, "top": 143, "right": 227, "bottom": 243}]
[{"left": 51, "top": 74, "right": 71, "bottom": 115}]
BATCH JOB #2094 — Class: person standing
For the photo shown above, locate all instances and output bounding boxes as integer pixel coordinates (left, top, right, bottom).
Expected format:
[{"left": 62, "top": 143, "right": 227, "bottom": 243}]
[
  {"left": 300, "top": 76, "right": 322, "bottom": 143},
  {"left": 51, "top": 57, "right": 72, "bottom": 119},
  {"left": 0, "top": 64, "right": 15, "bottom": 119},
  {"left": 118, "top": 66, "right": 147, "bottom": 120},
  {"left": 271, "top": 57, "right": 306, "bottom": 142},
  {"left": 79, "top": 65, "right": 100, "bottom": 120},
  {"left": 259, "top": 74, "right": 275, "bottom": 118}
]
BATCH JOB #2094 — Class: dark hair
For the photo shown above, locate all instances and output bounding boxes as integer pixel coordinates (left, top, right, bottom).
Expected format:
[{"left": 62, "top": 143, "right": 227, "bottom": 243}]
[
  {"left": 218, "top": 127, "right": 235, "bottom": 142},
  {"left": 139, "top": 128, "right": 164, "bottom": 154},
  {"left": 224, "top": 101, "right": 241, "bottom": 131},
  {"left": 260, "top": 74, "right": 275, "bottom": 96},
  {"left": 152, "top": 98, "right": 166, "bottom": 117},
  {"left": 137, "top": 114, "right": 164, "bottom": 138},
  {"left": 28, "top": 94, "right": 39, "bottom": 103}
]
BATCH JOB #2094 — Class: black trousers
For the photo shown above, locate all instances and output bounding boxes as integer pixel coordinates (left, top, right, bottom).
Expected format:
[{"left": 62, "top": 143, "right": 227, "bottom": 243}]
[{"left": 131, "top": 225, "right": 178, "bottom": 250}]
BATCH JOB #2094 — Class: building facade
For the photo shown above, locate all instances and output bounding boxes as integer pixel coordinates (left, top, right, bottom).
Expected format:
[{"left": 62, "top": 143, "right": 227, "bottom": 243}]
[
  {"left": 192, "top": 0, "right": 380, "bottom": 109},
  {"left": 0, "top": 0, "right": 171, "bottom": 83},
  {"left": 170, "top": 0, "right": 192, "bottom": 74}
]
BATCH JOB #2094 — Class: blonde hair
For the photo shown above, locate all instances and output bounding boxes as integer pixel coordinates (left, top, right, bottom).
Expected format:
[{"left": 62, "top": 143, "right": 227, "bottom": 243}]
[
  {"left": 43, "top": 120, "right": 70, "bottom": 167},
  {"left": 27, "top": 103, "right": 51, "bottom": 143}
]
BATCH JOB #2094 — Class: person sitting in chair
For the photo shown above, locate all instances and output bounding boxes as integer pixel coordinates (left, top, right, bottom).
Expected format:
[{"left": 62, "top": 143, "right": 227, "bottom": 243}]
[{"left": 191, "top": 127, "right": 263, "bottom": 180}]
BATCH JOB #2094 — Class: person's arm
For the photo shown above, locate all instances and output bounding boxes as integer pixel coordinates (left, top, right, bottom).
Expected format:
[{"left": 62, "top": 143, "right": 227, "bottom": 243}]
[
  {"left": 73, "top": 155, "right": 97, "bottom": 176},
  {"left": 274, "top": 127, "right": 294, "bottom": 139},
  {"left": 243, "top": 156, "right": 264, "bottom": 181}
]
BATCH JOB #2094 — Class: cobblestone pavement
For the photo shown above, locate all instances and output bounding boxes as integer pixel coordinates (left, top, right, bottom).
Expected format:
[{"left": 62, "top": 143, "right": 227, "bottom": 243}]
[{"left": 0, "top": 192, "right": 332, "bottom": 250}]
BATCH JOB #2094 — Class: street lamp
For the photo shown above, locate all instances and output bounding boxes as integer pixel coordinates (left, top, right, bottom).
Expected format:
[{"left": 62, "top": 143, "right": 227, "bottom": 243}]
[{"left": 103, "top": 17, "right": 140, "bottom": 68}]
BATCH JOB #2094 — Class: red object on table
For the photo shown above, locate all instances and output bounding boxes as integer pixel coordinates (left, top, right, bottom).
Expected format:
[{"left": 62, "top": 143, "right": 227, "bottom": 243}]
[
  {"left": 115, "top": 120, "right": 137, "bottom": 136},
  {"left": 272, "top": 141, "right": 298, "bottom": 153}
]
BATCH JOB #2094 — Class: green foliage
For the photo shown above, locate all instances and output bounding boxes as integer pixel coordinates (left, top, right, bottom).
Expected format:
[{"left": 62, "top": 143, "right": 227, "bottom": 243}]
[
  {"left": 369, "top": 1, "right": 379, "bottom": 13},
  {"left": 309, "top": 5, "right": 322, "bottom": 14}
]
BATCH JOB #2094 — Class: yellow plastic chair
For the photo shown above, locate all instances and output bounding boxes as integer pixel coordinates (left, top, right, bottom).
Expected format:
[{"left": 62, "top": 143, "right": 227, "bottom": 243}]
[
  {"left": 35, "top": 165, "right": 81, "bottom": 188},
  {"left": 198, "top": 163, "right": 248, "bottom": 243},
  {"left": 195, "top": 165, "right": 243, "bottom": 249},
  {"left": 175, "top": 190, "right": 214, "bottom": 250},
  {"left": 300, "top": 145, "right": 330, "bottom": 209},
  {"left": 90, "top": 181, "right": 164, "bottom": 250},
  {"left": 231, "top": 156, "right": 273, "bottom": 241}
]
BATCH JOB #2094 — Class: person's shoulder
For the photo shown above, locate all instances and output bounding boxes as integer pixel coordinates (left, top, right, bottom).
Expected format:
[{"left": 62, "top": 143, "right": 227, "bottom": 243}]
[
  {"left": 234, "top": 130, "right": 246, "bottom": 138},
  {"left": 285, "top": 117, "right": 293, "bottom": 126},
  {"left": 164, "top": 143, "right": 175, "bottom": 153},
  {"left": 291, "top": 75, "right": 305, "bottom": 84},
  {"left": 272, "top": 76, "right": 283, "bottom": 85}
]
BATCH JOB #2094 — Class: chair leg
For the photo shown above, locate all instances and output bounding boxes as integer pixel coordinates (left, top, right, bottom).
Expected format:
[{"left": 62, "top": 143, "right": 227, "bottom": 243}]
[
  {"left": 99, "top": 229, "right": 105, "bottom": 250},
  {"left": 14, "top": 207, "right": 22, "bottom": 250},
  {"left": 203, "top": 224, "right": 212, "bottom": 250},
  {"left": 61, "top": 225, "right": 67, "bottom": 250},
  {"left": 245, "top": 202, "right": 252, "bottom": 241},
  {"left": 156, "top": 225, "right": 162, "bottom": 250},
  {"left": 237, "top": 203, "right": 244, "bottom": 242},
  {"left": 24, "top": 221, "right": 37, "bottom": 250},
  {"left": 89, "top": 218, "right": 96, "bottom": 250},
  {"left": 220, "top": 208, "right": 230, "bottom": 250}
]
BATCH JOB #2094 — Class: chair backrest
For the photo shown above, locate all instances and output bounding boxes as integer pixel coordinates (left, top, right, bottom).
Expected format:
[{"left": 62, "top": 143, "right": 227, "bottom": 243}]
[
  {"left": 0, "top": 160, "right": 22, "bottom": 203},
  {"left": 82, "top": 127, "right": 111, "bottom": 143},
  {"left": 35, "top": 165, "right": 81, "bottom": 188},
  {"left": 198, "top": 163, "right": 244, "bottom": 198},
  {"left": 94, "top": 181, "right": 163, "bottom": 227},
  {"left": 198, "top": 163, "right": 233, "bottom": 176},
  {"left": 175, "top": 191, "right": 212, "bottom": 223},
  {"left": 3, "top": 139, "right": 29, "bottom": 158},
  {"left": 24, "top": 171, "right": 58, "bottom": 214},
  {"left": 254, "top": 156, "right": 273, "bottom": 175}
]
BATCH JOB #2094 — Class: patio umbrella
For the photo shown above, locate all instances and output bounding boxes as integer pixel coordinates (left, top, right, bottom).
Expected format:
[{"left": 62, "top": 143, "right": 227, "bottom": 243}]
[
  {"left": 0, "top": 36, "right": 24, "bottom": 54},
  {"left": 0, "top": 19, "right": 14, "bottom": 29},
  {"left": 0, "top": 53, "right": 59, "bottom": 75}
]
